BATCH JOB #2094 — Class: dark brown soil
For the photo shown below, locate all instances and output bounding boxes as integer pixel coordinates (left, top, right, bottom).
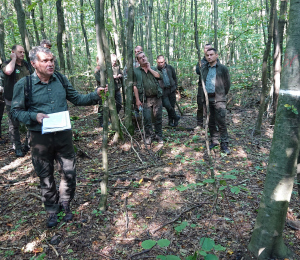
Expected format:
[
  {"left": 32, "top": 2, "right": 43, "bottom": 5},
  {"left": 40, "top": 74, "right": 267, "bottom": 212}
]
[{"left": 0, "top": 86, "right": 299, "bottom": 260}]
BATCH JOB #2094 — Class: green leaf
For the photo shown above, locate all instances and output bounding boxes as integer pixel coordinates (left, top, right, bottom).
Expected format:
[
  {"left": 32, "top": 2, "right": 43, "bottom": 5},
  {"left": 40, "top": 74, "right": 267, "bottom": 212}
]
[
  {"left": 174, "top": 221, "right": 188, "bottom": 232},
  {"left": 157, "top": 239, "right": 170, "bottom": 247},
  {"left": 190, "top": 224, "right": 197, "bottom": 228},
  {"left": 219, "top": 180, "right": 227, "bottom": 186},
  {"left": 200, "top": 237, "right": 215, "bottom": 251},
  {"left": 166, "top": 256, "right": 181, "bottom": 260},
  {"left": 92, "top": 209, "right": 98, "bottom": 214},
  {"left": 214, "top": 244, "right": 226, "bottom": 251},
  {"left": 223, "top": 175, "right": 237, "bottom": 179},
  {"left": 186, "top": 252, "right": 198, "bottom": 260},
  {"left": 219, "top": 186, "right": 226, "bottom": 191},
  {"left": 176, "top": 185, "right": 188, "bottom": 191},
  {"left": 204, "top": 254, "right": 218, "bottom": 260},
  {"left": 199, "top": 250, "right": 207, "bottom": 256},
  {"left": 156, "top": 256, "right": 166, "bottom": 260},
  {"left": 68, "top": 249, "right": 74, "bottom": 253},
  {"left": 141, "top": 239, "right": 156, "bottom": 249},
  {"left": 230, "top": 186, "right": 240, "bottom": 194}
]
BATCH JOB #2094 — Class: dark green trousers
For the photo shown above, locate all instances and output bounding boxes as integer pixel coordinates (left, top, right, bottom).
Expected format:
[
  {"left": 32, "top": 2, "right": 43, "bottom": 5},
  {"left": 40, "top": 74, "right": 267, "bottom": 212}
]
[
  {"left": 143, "top": 97, "right": 162, "bottom": 138},
  {"left": 162, "top": 88, "right": 177, "bottom": 121},
  {"left": 208, "top": 101, "right": 229, "bottom": 144},
  {"left": 30, "top": 130, "right": 76, "bottom": 213}
]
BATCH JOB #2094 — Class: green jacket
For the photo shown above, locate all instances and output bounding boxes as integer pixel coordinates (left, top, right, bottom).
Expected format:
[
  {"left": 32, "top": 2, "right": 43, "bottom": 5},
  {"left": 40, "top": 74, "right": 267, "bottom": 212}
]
[
  {"left": 133, "top": 66, "right": 162, "bottom": 101},
  {"left": 11, "top": 72, "right": 100, "bottom": 131}
]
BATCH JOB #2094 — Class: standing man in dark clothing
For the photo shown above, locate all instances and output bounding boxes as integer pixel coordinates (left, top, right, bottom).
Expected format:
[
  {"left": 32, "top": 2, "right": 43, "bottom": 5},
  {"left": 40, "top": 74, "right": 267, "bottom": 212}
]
[
  {"left": 11, "top": 46, "right": 103, "bottom": 228},
  {"left": 156, "top": 55, "right": 180, "bottom": 127},
  {"left": 0, "top": 62, "right": 5, "bottom": 144},
  {"left": 2, "top": 45, "right": 33, "bottom": 157},
  {"left": 202, "top": 48, "right": 231, "bottom": 154},
  {"left": 196, "top": 43, "right": 212, "bottom": 128},
  {"left": 133, "top": 51, "right": 163, "bottom": 145}
]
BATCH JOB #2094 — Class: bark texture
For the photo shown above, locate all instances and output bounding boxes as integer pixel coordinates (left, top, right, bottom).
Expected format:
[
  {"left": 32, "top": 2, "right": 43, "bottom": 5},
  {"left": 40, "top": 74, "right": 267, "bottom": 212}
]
[
  {"left": 248, "top": 0, "right": 300, "bottom": 258},
  {"left": 56, "top": 0, "right": 66, "bottom": 74}
]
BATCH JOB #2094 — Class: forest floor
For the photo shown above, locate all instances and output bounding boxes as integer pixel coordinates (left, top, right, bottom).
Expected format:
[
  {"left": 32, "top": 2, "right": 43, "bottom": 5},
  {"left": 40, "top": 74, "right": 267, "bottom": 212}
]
[{"left": 0, "top": 84, "right": 300, "bottom": 260}]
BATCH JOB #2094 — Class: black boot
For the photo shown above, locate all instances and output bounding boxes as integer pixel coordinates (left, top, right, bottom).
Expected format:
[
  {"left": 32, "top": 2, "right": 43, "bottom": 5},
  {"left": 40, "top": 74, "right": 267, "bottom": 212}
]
[
  {"left": 61, "top": 201, "right": 73, "bottom": 222},
  {"left": 221, "top": 143, "right": 231, "bottom": 155},
  {"left": 47, "top": 213, "right": 58, "bottom": 228},
  {"left": 168, "top": 118, "right": 174, "bottom": 127},
  {"left": 173, "top": 115, "right": 180, "bottom": 127}
]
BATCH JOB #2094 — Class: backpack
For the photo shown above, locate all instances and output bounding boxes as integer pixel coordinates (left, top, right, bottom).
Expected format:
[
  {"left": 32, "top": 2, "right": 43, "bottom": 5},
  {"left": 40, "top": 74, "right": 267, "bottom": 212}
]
[{"left": 25, "top": 71, "right": 68, "bottom": 110}]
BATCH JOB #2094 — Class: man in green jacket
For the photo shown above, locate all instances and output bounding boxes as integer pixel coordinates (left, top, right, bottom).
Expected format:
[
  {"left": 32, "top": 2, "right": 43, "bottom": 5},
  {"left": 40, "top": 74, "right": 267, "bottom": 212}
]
[
  {"left": 2, "top": 45, "right": 33, "bottom": 157},
  {"left": 133, "top": 51, "right": 163, "bottom": 145},
  {"left": 11, "top": 46, "right": 103, "bottom": 228},
  {"left": 202, "top": 48, "right": 231, "bottom": 154}
]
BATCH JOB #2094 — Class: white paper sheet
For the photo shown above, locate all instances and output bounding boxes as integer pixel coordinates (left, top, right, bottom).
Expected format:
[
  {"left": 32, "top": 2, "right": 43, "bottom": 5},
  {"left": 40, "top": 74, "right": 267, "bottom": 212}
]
[{"left": 42, "top": 111, "right": 71, "bottom": 134}]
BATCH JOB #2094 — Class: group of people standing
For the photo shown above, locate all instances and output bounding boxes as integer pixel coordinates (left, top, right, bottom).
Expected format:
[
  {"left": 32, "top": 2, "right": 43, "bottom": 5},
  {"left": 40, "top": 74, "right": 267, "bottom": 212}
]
[{"left": 0, "top": 41, "right": 231, "bottom": 228}]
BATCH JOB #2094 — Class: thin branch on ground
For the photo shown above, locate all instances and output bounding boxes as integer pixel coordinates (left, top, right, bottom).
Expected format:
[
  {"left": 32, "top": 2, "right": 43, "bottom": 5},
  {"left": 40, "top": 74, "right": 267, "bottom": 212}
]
[{"left": 128, "top": 249, "right": 151, "bottom": 259}]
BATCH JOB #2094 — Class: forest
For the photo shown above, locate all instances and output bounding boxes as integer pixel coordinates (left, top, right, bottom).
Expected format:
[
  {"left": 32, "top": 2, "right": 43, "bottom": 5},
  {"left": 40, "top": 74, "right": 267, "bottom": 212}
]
[{"left": 0, "top": 0, "right": 300, "bottom": 259}]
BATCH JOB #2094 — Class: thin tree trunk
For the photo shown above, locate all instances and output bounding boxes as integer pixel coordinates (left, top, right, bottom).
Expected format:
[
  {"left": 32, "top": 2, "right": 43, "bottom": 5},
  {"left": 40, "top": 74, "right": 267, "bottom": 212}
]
[
  {"left": 110, "top": 0, "right": 122, "bottom": 67},
  {"left": 80, "top": 0, "right": 91, "bottom": 67},
  {"left": 26, "top": 0, "right": 40, "bottom": 45},
  {"left": 99, "top": 0, "right": 122, "bottom": 142},
  {"left": 248, "top": 1, "right": 300, "bottom": 257},
  {"left": 117, "top": 0, "right": 126, "bottom": 61},
  {"left": 271, "top": 8, "right": 281, "bottom": 125},
  {"left": 56, "top": 0, "right": 66, "bottom": 74},
  {"left": 139, "top": 0, "right": 144, "bottom": 49},
  {"left": 278, "top": 0, "right": 288, "bottom": 65},
  {"left": 254, "top": 0, "right": 276, "bottom": 135},
  {"left": 95, "top": 0, "right": 109, "bottom": 211},
  {"left": 124, "top": 0, "right": 135, "bottom": 135},
  {"left": 194, "top": 0, "right": 200, "bottom": 62},
  {"left": 165, "top": 0, "right": 170, "bottom": 62},
  {"left": 38, "top": 2, "right": 47, "bottom": 40},
  {"left": 146, "top": 0, "right": 153, "bottom": 64},
  {"left": 13, "top": 0, "right": 31, "bottom": 61},
  {"left": 0, "top": 6, "right": 6, "bottom": 61},
  {"left": 213, "top": 0, "right": 218, "bottom": 50}
]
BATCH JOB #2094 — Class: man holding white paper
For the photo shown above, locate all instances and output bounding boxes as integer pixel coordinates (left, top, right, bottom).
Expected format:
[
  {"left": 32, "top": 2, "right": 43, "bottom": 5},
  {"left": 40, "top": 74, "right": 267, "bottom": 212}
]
[{"left": 11, "top": 46, "right": 104, "bottom": 228}]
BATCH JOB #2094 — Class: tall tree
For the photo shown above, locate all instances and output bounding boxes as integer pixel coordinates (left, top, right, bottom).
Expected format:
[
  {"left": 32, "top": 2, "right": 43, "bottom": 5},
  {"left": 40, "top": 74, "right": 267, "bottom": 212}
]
[
  {"left": 254, "top": 0, "right": 276, "bottom": 135},
  {"left": 80, "top": 0, "right": 91, "bottom": 67},
  {"left": 124, "top": 0, "right": 135, "bottom": 135},
  {"left": 271, "top": 8, "right": 281, "bottom": 125},
  {"left": 110, "top": 0, "right": 122, "bottom": 67},
  {"left": 248, "top": 0, "right": 300, "bottom": 258},
  {"left": 14, "top": 0, "right": 31, "bottom": 61},
  {"left": 0, "top": 5, "right": 6, "bottom": 62},
  {"left": 38, "top": 2, "right": 47, "bottom": 40},
  {"left": 213, "top": 0, "right": 218, "bottom": 50},
  {"left": 164, "top": 0, "right": 171, "bottom": 62},
  {"left": 146, "top": 0, "right": 153, "bottom": 64},
  {"left": 278, "top": 0, "right": 288, "bottom": 65},
  {"left": 117, "top": 0, "right": 126, "bottom": 63},
  {"left": 56, "top": 0, "right": 66, "bottom": 74},
  {"left": 27, "top": 0, "right": 40, "bottom": 45}
]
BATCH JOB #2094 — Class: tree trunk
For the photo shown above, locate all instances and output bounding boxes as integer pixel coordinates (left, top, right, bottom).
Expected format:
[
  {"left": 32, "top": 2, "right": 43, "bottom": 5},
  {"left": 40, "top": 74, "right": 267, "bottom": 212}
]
[
  {"left": 110, "top": 0, "right": 122, "bottom": 67},
  {"left": 14, "top": 0, "right": 31, "bottom": 61},
  {"left": 0, "top": 6, "right": 6, "bottom": 62},
  {"left": 99, "top": 0, "right": 122, "bottom": 142},
  {"left": 26, "top": 0, "right": 40, "bottom": 45},
  {"left": 95, "top": 0, "right": 109, "bottom": 211},
  {"left": 194, "top": 0, "right": 200, "bottom": 62},
  {"left": 146, "top": 0, "right": 153, "bottom": 64},
  {"left": 56, "top": 0, "right": 66, "bottom": 74},
  {"left": 80, "top": 0, "right": 91, "bottom": 67},
  {"left": 278, "top": 0, "right": 288, "bottom": 65},
  {"left": 213, "top": 0, "right": 218, "bottom": 50},
  {"left": 254, "top": 0, "right": 275, "bottom": 135},
  {"left": 248, "top": 0, "right": 300, "bottom": 258},
  {"left": 271, "top": 8, "right": 281, "bottom": 125},
  {"left": 38, "top": 2, "right": 47, "bottom": 40},
  {"left": 165, "top": 0, "right": 170, "bottom": 62},
  {"left": 117, "top": 0, "right": 126, "bottom": 62},
  {"left": 124, "top": 0, "right": 135, "bottom": 135}
]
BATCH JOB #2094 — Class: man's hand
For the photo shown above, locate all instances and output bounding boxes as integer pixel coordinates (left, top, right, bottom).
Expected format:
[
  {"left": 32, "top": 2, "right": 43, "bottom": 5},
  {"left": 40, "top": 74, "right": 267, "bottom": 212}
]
[
  {"left": 136, "top": 100, "right": 142, "bottom": 108},
  {"left": 10, "top": 53, "right": 17, "bottom": 60},
  {"left": 97, "top": 85, "right": 109, "bottom": 97},
  {"left": 36, "top": 113, "right": 49, "bottom": 124},
  {"left": 145, "top": 62, "right": 151, "bottom": 70}
]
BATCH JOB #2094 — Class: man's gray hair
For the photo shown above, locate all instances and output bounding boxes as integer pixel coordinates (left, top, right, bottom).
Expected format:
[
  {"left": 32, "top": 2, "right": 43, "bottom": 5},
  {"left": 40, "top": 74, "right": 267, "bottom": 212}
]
[{"left": 29, "top": 46, "right": 53, "bottom": 62}]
